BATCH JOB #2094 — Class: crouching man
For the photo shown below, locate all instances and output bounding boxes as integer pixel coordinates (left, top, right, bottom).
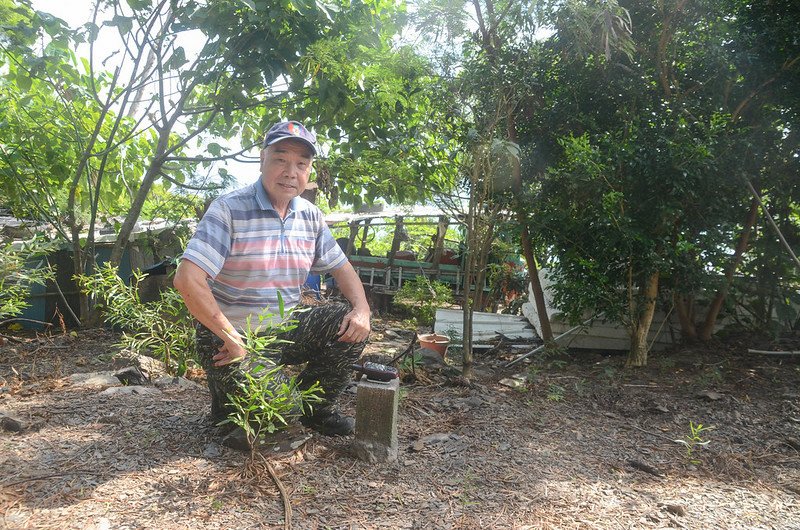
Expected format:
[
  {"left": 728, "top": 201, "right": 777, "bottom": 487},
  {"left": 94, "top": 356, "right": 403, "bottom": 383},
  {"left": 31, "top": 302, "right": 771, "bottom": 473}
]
[{"left": 173, "top": 120, "right": 370, "bottom": 437}]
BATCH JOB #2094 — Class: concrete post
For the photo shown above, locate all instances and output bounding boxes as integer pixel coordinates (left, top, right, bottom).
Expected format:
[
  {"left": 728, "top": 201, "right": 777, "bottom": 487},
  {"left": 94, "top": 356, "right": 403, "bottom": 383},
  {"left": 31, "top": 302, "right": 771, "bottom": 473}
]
[{"left": 353, "top": 375, "right": 399, "bottom": 463}]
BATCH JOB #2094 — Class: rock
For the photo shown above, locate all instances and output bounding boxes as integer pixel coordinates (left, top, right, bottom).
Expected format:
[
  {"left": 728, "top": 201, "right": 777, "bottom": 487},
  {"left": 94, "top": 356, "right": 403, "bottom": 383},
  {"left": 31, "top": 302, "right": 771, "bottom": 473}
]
[
  {"left": 115, "top": 366, "right": 149, "bottom": 386},
  {"left": 203, "top": 442, "right": 223, "bottom": 458},
  {"left": 221, "top": 427, "right": 251, "bottom": 451},
  {"left": 383, "top": 329, "right": 403, "bottom": 339},
  {"left": 415, "top": 347, "right": 447, "bottom": 367},
  {"left": 69, "top": 371, "right": 122, "bottom": 387},
  {"left": 221, "top": 424, "right": 312, "bottom": 453},
  {"left": 462, "top": 396, "right": 484, "bottom": 408},
  {"left": 696, "top": 390, "right": 723, "bottom": 401},
  {"left": 128, "top": 355, "right": 169, "bottom": 378},
  {"left": 499, "top": 374, "right": 527, "bottom": 389},
  {"left": 153, "top": 375, "right": 201, "bottom": 390},
  {"left": 410, "top": 432, "right": 457, "bottom": 452},
  {"left": 662, "top": 504, "right": 687, "bottom": 517},
  {"left": 0, "top": 415, "right": 23, "bottom": 432},
  {"left": 420, "top": 432, "right": 456, "bottom": 444},
  {"left": 99, "top": 385, "right": 160, "bottom": 397}
]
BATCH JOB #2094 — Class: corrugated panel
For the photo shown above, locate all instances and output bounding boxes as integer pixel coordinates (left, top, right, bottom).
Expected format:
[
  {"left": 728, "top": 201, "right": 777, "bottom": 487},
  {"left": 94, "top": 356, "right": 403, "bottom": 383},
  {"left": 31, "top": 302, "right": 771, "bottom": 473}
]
[{"left": 433, "top": 308, "right": 538, "bottom": 344}]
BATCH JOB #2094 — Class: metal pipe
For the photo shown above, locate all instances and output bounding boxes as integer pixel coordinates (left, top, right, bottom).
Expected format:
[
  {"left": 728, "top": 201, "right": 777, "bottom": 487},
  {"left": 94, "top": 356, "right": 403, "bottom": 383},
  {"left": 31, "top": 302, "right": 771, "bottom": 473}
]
[{"left": 505, "top": 313, "right": 604, "bottom": 368}]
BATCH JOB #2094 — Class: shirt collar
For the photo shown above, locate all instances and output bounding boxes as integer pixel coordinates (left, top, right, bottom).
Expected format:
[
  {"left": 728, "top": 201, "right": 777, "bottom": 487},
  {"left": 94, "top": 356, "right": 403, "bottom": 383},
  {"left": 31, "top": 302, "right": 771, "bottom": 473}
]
[{"left": 254, "top": 180, "right": 306, "bottom": 214}]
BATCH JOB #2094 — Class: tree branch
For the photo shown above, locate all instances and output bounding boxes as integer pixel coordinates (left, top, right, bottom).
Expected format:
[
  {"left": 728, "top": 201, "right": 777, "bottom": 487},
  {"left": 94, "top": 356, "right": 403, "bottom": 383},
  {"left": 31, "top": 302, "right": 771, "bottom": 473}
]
[{"left": 158, "top": 171, "right": 224, "bottom": 191}]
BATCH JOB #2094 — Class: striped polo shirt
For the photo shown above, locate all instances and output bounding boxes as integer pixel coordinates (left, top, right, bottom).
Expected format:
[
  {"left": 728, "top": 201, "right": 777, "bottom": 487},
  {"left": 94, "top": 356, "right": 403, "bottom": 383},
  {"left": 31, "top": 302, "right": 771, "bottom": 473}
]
[{"left": 181, "top": 180, "right": 347, "bottom": 330}]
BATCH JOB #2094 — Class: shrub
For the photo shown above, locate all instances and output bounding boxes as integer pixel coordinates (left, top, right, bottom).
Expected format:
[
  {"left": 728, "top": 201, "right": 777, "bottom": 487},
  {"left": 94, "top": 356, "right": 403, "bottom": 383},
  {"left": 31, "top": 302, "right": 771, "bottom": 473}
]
[
  {"left": 220, "top": 306, "right": 323, "bottom": 456},
  {"left": 394, "top": 276, "right": 453, "bottom": 325},
  {"left": 79, "top": 263, "right": 197, "bottom": 376},
  {"left": 0, "top": 238, "right": 55, "bottom": 325}
]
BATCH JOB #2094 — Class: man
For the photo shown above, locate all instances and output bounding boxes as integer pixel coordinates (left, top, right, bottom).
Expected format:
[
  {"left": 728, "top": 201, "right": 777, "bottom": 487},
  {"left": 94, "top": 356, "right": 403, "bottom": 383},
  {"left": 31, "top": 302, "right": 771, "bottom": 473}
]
[{"left": 173, "top": 120, "right": 371, "bottom": 437}]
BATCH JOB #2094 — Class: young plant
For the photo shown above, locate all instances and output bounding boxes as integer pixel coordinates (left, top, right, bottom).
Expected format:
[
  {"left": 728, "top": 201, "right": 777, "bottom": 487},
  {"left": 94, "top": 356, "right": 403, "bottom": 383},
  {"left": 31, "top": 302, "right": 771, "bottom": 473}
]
[
  {"left": 399, "top": 351, "right": 423, "bottom": 371},
  {"left": 547, "top": 383, "right": 566, "bottom": 402},
  {"left": 674, "top": 421, "right": 711, "bottom": 465},
  {"left": 223, "top": 360, "right": 323, "bottom": 454},
  {"left": 220, "top": 304, "right": 323, "bottom": 463},
  {"left": 0, "top": 238, "right": 55, "bottom": 326},
  {"left": 79, "top": 263, "right": 197, "bottom": 376}
]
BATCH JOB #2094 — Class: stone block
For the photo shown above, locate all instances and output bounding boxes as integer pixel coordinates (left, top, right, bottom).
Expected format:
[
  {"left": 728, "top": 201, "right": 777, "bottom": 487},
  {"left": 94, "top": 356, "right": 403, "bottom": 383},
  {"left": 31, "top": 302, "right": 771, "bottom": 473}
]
[{"left": 353, "top": 375, "right": 399, "bottom": 463}]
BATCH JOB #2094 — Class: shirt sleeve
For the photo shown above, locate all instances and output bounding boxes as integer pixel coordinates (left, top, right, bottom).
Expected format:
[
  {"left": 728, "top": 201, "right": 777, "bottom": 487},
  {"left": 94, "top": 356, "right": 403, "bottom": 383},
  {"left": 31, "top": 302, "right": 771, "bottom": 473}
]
[
  {"left": 180, "top": 199, "right": 232, "bottom": 279},
  {"left": 310, "top": 217, "right": 347, "bottom": 274}
]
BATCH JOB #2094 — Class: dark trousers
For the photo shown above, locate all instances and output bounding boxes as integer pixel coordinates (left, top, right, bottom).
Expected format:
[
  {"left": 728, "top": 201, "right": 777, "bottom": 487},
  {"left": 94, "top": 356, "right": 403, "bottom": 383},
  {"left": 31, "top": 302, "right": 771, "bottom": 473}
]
[{"left": 197, "top": 302, "right": 368, "bottom": 420}]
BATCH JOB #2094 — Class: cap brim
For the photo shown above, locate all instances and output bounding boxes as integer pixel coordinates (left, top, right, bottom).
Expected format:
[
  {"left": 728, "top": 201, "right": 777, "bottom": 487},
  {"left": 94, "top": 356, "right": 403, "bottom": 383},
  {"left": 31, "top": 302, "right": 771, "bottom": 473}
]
[{"left": 266, "top": 136, "right": 317, "bottom": 156}]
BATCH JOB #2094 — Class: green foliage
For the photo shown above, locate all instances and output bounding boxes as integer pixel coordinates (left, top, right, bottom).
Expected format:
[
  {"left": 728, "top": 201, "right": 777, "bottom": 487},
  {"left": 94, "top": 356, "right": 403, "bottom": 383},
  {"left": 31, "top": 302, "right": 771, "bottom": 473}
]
[
  {"left": 546, "top": 383, "right": 565, "bottom": 402},
  {"left": 674, "top": 421, "right": 711, "bottom": 465},
  {"left": 232, "top": 295, "right": 303, "bottom": 355},
  {"left": 487, "top": 262, "right": 529, "bottom": 314},
  {"left": 220, "top": 304, "right": 323, "bottom": 453},
  {"left": 399, "top": 351, "right": 423, "bottom": 371},
  {"left": 299, "top": 41, "right": 460, "bottom": 208},
  {"left": 394, "top": 276, "right": 453, "bottom": 325},
  {"left": 1, "top": 0, "right": 442, "bottom": 273},
  {"left": 0, "top": 238, "right": 55, "bottom": 323},
  {"left": 79, "top": 263, "right": 197, "bottom": 376},
  {"left": 222, "top": 360, "right": 323, "bottom": 452}
]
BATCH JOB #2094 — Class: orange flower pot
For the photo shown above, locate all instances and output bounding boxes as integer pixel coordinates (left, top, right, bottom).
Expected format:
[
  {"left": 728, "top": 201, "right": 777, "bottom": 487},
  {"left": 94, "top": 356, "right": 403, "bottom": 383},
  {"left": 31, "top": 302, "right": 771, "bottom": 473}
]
[{"left": 418, "top": 333, "right": 450, "bottom": 359}]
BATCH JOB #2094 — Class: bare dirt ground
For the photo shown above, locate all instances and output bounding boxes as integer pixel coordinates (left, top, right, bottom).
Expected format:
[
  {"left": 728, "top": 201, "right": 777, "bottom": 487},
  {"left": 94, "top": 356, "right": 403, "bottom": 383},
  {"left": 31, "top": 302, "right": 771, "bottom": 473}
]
[{"left": 1, "top": 318, "right": 799, "bottom": 530}]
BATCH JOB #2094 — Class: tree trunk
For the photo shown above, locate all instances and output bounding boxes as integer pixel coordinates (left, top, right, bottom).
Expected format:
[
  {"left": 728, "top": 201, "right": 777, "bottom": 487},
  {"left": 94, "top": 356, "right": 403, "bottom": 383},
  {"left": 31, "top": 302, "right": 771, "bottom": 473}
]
[
  {"left": 698, "top": 198, "right": 759, "bottom": 340},
  {"left": 626, "top": 270, "right": 660, "bottom": 367},
  {"left": 461, "top": 163, "right": 480, "bottom": 380},
  {"left": 507, "top": 113, "right": 553, "bottom": 343},
  {"left": 673, "top": 292, "right": 697, "bottom": 340},
  {"left": 70, "top": 226, "right": 89, "bottom": 323},
  {"left": 430, "top": 216, "right": 449, "bottom": 276},
  {"left": 109, "top": 127, "right": 172, "bottom": 266},
  {"left": 472, "top": 215, "right": 497, "bottom": 312}
]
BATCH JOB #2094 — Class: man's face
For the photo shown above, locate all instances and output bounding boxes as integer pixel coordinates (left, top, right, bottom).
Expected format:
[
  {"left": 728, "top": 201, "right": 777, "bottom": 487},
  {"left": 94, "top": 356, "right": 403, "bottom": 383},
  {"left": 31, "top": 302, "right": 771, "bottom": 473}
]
[{"left": 260, "top": 140, "right": 313, "bottom": 211}]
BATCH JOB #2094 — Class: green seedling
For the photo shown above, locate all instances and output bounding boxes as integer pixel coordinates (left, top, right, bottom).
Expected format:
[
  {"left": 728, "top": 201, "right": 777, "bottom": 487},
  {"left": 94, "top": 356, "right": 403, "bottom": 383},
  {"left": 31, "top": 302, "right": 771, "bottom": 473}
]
[
  {"left": 674, "top": 421, "right": 711, "bottom": 465},
  {"left": 547, "top": 383, "right": 566, "bottom": 402},
  {"left": 399, "top": 351, "right": 423, "bottom": 371},
  {"left": 219, "top": 302, "right": 323, "bottom": 470}
]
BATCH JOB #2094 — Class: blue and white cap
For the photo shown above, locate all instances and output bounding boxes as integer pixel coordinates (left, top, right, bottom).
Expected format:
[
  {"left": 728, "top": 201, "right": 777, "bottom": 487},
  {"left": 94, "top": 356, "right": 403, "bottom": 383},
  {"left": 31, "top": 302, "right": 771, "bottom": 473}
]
[{"left": 262, "top": 121, "right": 317, "bottom": 156}]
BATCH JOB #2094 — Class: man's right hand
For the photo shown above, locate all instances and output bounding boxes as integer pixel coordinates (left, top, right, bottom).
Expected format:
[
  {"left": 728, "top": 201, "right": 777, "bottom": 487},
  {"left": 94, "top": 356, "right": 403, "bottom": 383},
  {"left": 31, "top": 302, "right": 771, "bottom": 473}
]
[
  {"left": 213, "top": 339, "right": 247, "bottom": 367},
  {"left": 174, "top": 260, "right": 248, "bottom": 367}
]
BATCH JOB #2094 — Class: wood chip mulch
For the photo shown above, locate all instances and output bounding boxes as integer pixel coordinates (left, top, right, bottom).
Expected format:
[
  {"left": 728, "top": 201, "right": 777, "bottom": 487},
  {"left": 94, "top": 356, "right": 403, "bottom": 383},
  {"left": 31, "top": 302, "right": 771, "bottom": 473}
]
[{"left": 1, "top": 325, "right": 798, "bottom": 529}]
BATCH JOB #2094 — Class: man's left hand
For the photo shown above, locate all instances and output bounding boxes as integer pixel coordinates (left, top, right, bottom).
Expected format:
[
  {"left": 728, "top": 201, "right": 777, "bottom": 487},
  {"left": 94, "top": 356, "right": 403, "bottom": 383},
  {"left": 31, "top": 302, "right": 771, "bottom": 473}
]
[{"left": 337, "top": 307, "right": 371, "bottom": 343}]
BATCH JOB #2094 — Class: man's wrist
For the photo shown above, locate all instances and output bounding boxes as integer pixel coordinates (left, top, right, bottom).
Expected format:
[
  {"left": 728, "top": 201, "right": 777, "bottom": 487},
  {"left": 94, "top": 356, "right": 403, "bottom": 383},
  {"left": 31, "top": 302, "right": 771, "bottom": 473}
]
[
  {"left": 220, "top": 325, "right": 243, "bottom": 343},
  {"left": 353, "top": 304, "right": 370, "bottom": 314}
]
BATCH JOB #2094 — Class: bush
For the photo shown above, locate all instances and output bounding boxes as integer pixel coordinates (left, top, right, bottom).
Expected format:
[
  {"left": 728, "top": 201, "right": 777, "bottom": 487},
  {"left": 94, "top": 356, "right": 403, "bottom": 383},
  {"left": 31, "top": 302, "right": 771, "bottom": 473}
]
[
  {"left": 394, "top": 276, "right": 453, "bottom": 325},
  {"left": 79, "top": 263, "right": 198, "bottom": 376},
  {"left": 0, "top": 238, "right": 54, "bottom": 325}
]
